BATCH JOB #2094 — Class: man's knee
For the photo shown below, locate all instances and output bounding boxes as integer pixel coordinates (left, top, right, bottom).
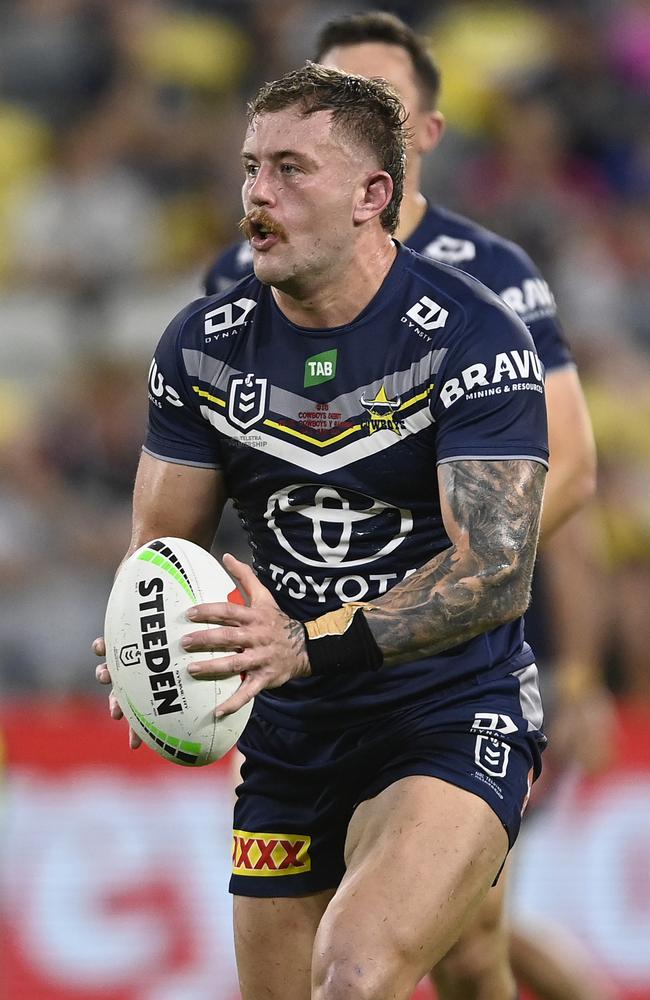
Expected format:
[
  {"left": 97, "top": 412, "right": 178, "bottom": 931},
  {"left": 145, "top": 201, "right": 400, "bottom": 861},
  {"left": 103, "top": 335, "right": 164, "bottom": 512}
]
[
  {"left": 313, "top": 926, "right": 416, "bottom": 1000},
  {"left": 313, "top": 955, "right": 396, "bottom": 1000}
]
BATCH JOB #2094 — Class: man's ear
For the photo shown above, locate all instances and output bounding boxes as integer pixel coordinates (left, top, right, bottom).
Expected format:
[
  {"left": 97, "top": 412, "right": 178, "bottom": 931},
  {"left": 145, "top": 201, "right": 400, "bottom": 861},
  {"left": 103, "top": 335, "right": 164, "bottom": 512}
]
[
  {"left": 352, "top": 171, "right": 394, "bottom": 225},
  {"left": 417, "top": 109, "right": 445, "bottom": 155}
]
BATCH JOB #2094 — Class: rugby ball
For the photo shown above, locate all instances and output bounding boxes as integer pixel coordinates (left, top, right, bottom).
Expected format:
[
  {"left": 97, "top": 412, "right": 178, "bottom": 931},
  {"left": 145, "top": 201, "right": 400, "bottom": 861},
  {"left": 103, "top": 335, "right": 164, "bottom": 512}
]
[{"left": 104, "top": 537, "right": 252, "bottom": 766}]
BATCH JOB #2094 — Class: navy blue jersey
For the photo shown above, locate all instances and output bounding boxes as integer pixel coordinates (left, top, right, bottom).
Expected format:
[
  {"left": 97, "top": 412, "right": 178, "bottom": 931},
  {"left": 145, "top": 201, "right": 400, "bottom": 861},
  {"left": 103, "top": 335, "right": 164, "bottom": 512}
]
[
  {"left": 203, "top": 203, "right": 573, "bottom": 374},
  {"left": 146, "top": 244, "right": 548, "bottom": 727}
]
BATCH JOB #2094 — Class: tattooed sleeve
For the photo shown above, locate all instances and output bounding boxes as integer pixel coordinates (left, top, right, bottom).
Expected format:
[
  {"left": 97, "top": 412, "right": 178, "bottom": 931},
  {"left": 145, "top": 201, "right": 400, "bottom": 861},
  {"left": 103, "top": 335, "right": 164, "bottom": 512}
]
[{"left": 364, "top": 459, "right": 546, "bottom": 667}]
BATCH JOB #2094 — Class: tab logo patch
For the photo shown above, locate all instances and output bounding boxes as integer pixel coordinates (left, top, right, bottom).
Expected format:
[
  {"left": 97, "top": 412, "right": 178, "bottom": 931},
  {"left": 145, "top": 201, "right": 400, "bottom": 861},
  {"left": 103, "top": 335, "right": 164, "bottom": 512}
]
[
  {"left": 232, "top": 830, "right": 311, "bottom": 877},
  {"left": 304, "top": 349, "right": 337, "bottom": 387}
]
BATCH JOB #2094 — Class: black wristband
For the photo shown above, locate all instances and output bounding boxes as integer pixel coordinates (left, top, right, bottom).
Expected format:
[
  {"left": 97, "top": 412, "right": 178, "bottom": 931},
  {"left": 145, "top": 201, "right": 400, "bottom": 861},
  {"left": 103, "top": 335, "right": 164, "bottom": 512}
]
[{"left": 303, "top": 604, "right": 384, "bottom": 676}]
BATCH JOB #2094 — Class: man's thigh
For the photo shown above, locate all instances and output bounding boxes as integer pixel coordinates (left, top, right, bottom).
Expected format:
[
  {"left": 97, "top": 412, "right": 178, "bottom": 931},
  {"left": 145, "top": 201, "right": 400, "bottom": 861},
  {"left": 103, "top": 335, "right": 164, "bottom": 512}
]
[
  {"left": 312, "top": 775, "right": 509, "bottom": 1000},
  {"left": 234, "top": 890, "right": 334, "bottom": 1000}
]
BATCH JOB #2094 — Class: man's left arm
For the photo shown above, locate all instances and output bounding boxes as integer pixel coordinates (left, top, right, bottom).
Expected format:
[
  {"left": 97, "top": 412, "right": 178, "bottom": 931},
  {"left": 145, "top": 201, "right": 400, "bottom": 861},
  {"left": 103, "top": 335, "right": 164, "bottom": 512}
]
[
  {"left": 182, "top": 458, "right": 545, "bottom": 710},
  {"left": 362, "top": 458, "right": 545, "bottom": 665}
]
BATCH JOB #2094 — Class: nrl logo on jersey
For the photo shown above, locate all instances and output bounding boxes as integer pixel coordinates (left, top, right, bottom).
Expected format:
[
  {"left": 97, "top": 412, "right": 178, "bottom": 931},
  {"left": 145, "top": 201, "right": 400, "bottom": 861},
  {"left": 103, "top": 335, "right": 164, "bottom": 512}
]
[
  {"left": 204, "top": 297, "right": 256, "bottom": 342},
  {"left": 360, "top": 385, "right": 402, "bottom": 435},
  {"left": 227, "top": 373, "right": 268, "bottom": 431}
]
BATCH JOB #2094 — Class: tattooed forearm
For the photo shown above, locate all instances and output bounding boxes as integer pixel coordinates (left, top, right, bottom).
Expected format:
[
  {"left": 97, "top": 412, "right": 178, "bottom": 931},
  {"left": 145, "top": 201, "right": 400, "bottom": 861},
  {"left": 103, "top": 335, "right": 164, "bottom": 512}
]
[
  {"left": 284, "top": 616, "right": 312, "bottom": 677},
  {"left": 365, "top": 459, "right": 546, "bottom": 667}
]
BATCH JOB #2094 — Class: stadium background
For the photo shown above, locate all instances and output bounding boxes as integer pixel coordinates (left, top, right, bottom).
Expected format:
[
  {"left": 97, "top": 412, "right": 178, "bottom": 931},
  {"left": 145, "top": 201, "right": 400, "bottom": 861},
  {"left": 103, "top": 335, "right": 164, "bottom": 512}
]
[{"left": 0, "top": 1, "right": 648, "bottom": 998}]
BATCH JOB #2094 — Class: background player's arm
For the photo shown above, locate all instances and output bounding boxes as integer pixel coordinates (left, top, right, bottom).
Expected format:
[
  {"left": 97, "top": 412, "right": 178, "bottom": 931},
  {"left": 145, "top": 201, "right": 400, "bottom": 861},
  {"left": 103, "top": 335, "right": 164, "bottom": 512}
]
[
  {"left": 532, "top": 366, "right": 609, "bottom": 769},
  {"left": 539, "top": 366, "right": 596, "bottom": 544},
  {"left": 365, "top": 458, "right": 545, "bottom": 666}
]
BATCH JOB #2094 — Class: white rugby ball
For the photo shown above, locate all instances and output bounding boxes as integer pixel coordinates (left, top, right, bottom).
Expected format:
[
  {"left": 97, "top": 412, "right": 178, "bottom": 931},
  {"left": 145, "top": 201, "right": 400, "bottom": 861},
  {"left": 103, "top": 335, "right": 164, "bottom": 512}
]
[{"left": 104, "top": 537, "right": 252, "bottom": 766}]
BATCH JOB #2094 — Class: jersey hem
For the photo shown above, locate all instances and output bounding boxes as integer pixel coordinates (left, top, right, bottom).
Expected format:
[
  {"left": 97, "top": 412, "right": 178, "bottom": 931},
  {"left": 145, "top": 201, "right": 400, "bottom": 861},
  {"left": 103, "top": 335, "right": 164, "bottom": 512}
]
[
  {"left": 436, "top": 452, "right": 549, "bottom": 469},
  {"left": 141, "top": 445, "right": 221, "bottom": 470}
]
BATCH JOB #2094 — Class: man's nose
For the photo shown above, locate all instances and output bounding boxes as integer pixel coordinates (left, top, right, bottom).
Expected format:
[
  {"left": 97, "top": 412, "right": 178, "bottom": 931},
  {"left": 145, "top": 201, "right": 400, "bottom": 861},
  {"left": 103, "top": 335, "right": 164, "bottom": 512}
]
[{"left": 248, "top": 165, "right": 275, "bottom": 206}]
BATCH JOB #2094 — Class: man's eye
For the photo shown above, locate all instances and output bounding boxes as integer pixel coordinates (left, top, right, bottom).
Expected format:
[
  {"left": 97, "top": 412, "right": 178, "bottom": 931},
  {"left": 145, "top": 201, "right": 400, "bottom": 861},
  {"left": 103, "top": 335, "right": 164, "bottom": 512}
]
[
  {"left": 281, "top": 163, "right": 300, "bottom": 174},
  {"left": 244, "top": 164, "right": 259, "bottom": 177}
]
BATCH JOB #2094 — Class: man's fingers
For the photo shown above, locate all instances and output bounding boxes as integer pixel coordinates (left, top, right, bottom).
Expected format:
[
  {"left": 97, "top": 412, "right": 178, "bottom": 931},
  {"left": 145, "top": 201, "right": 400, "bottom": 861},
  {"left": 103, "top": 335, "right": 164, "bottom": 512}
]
[
  {"left": 108, "top": 689, "right": 142, "bottom": 749},
  {"left": 95, "top": 638, "right": 141, "bottom": 752},
  {"left": 223, "top": 553, "right": 275, "bottom": 607},
  {"left": 109, "top": 689, "right": 123, "bottom": 719},
  {"left": 215, "top": 674, "right": 261, "bottom": 718},
  {"left": 186, "top": 602, "right": 253, "bottom": 626},
  {"left": 182, "top": 625, "right": 248, "bottom": 653},
  {"left": 96, "top": 663, "right": 112, "bottom": 685},
  {"left": 187, "top": 653, "right": 244, "bottom": 679}
]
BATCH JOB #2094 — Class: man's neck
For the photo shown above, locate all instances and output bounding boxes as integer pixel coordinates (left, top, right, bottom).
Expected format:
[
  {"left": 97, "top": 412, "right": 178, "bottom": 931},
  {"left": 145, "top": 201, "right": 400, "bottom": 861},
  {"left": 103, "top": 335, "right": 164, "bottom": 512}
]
[
  {"left": 271, "top": 237, "right": 397, "bottom": 329},
  {"left": 394, "top": 189, "right": 428, "bottom": 244}
]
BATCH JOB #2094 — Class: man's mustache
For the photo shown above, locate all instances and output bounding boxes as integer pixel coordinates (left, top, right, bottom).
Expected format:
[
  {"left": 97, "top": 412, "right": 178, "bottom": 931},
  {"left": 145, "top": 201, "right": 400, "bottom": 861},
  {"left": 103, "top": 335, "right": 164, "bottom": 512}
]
[{"left": 239, "top": 209, "right": 288, "bottom": 242}]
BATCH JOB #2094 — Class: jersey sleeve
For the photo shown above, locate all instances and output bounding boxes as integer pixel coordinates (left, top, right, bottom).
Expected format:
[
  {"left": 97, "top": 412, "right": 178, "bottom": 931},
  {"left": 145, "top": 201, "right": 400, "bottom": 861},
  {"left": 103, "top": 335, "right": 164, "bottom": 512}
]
[
  {"left": 143, "top": 304, "right": 223, "bottom": 468},
  {"left": 431, "top": 300, "right": 549, "bottom": 468},
  {"left": 492, "top": 242, "right": 574, "bottom": 372}
]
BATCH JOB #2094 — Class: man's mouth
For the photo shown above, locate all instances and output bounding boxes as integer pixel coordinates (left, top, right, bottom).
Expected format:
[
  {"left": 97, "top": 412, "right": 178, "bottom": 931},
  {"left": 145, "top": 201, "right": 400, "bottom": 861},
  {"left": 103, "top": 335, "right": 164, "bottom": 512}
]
[{"left": 239, "top": 211, "right": 287, "bottom": 251}]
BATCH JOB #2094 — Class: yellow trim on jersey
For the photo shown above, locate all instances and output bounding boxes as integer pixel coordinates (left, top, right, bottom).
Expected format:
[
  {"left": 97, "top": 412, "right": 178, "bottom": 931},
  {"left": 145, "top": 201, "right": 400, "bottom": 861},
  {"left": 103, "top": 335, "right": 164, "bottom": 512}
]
[
  {"left": 399, "top": 385, "right": 434, "bottom": 411},
  {"left": 192, "top": 383, "right": 434, "bottom": 450},
  {"left": 193, "top": 386, "right": 226, "bottom": 407},
  {"left": 264, "top": 417, "right": 361, "bottom": 447}
]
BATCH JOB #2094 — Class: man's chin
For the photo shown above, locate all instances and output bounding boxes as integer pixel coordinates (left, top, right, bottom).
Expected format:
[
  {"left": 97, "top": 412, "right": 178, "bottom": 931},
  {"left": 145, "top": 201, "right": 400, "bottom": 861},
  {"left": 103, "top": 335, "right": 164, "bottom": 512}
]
[{"left": 252, "top": 256, "right": 288, "bottom": 287}]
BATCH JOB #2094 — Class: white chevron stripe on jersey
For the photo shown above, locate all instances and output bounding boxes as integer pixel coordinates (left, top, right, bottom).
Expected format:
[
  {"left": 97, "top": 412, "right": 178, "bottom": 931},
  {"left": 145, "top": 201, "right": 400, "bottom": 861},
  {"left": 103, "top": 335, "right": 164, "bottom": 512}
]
[{"left": 198, "top": 403, "right": 435, "bottom": 474}]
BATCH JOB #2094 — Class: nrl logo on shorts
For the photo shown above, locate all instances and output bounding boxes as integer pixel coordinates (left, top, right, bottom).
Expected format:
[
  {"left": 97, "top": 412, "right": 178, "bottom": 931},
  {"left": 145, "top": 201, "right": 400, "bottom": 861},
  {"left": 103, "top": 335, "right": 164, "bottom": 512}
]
[
  {"left": 475, "top": 736, "right": 510, "bottom": 778},
  {"left": 227, "top": 373, "right": 268, "bottom": 432},
  {"left": 360, "top": 385, "right": 401, "bottom": 435}
]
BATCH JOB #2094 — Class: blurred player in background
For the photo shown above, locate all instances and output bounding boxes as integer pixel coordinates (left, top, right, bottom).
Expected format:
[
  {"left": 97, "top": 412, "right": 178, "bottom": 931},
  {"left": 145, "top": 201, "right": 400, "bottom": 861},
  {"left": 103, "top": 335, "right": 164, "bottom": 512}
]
[{"left": 202, "top": 13, "right": 601, "bottom": 1000}]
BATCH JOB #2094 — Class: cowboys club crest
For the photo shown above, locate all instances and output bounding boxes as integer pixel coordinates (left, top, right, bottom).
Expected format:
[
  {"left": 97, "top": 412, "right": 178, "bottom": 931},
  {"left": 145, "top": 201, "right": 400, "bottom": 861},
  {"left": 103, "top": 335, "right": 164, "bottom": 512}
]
[
  {"left": 228, "top": 373, "right": 268, "bottom": 431},
  {"left": 360, "top": 384, "right": 402, "bottom": 435}
]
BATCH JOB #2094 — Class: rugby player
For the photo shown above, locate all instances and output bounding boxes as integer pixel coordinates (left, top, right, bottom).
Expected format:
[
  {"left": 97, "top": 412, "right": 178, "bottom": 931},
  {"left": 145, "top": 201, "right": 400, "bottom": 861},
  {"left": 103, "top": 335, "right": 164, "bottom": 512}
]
[{"left": 98, "top": 63, "right": 550, "bottom": 999}]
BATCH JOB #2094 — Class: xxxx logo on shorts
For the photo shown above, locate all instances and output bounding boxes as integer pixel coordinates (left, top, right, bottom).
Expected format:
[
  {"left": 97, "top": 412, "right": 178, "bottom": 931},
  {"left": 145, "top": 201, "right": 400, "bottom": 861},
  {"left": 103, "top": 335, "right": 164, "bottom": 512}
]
[{"left": 232, "top": 830, "right": 311, "bottom": 877}]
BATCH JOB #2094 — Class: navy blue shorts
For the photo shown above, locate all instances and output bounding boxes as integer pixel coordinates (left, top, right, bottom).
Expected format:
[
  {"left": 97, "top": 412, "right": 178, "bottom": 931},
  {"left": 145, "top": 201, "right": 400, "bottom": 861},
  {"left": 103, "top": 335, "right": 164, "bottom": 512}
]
[{"left": 230, "top": 664, "right": 546, "bottom": 897}]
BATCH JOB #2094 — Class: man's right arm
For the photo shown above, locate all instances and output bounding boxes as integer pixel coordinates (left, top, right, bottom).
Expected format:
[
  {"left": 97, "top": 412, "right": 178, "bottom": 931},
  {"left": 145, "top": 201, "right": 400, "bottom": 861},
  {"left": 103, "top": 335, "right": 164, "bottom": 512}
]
[
  {"left": 95, "top": 451, "right": 227, "bottom": 734},
  {"left": 128, "top": 451, "right": 227, "bottom": 557}
]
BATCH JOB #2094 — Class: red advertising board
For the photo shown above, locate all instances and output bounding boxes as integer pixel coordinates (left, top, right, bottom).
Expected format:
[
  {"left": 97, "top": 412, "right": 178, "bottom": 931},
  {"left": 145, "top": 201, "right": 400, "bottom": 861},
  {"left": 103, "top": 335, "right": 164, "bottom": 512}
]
[{"left": 0, "top": 699, "right": 648, "bottom": 1000}]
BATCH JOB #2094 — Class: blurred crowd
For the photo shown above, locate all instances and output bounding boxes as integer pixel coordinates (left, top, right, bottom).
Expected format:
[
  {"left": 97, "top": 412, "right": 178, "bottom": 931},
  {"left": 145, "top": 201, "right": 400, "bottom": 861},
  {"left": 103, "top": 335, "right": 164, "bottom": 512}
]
[{"left": 0, "top": 0, "right": 648, "bottom": 706}]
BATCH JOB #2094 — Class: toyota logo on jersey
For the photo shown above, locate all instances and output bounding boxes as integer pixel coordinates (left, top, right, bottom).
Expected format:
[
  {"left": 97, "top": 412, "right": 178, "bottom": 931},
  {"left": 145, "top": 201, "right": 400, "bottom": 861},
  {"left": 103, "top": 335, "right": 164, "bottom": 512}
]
[{"left": 264, "top": 484, "right": 413, "bottom": 568}]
